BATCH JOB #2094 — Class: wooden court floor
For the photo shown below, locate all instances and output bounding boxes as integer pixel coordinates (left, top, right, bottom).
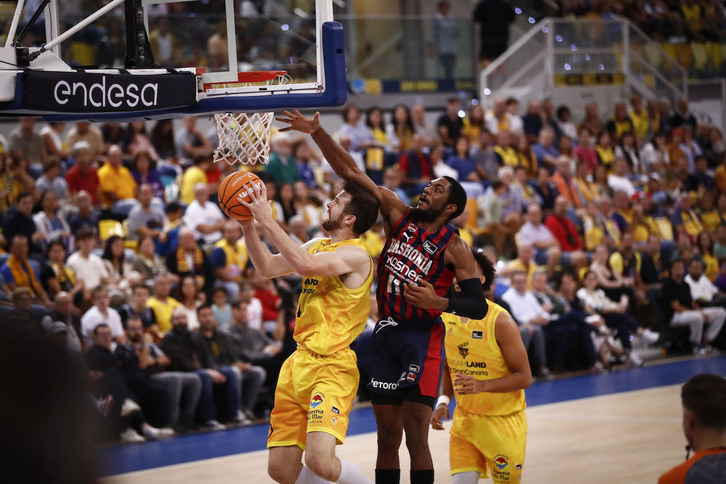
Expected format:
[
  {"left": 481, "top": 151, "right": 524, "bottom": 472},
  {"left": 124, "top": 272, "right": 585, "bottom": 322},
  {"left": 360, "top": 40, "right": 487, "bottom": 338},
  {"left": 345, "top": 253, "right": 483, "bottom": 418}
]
[{"left": 104, "top": 385, "right": 686, "bottom": 484}]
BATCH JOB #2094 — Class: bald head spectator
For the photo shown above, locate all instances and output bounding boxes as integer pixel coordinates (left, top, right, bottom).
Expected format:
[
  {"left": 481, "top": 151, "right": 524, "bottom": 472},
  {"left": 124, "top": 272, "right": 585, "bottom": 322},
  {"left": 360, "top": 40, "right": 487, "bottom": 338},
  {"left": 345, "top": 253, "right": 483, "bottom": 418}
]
[
  {"left": 8, "top": 116, "right": 46, "bottom": 170},
  {"left": 0, "top": 235, "right": 49, "bottom": 305},
  {"left": 65, "top": 141, "right": 100, "bottom": 205},
  {"left": 127, "top": 184, "right": 167, "bottom": 241},
  {"left": 98, "top": 144, "right": 138, "bottom": 214},
  {"left": 183, "top": 183, "right": 225, "bottom": 247},
  {"left": 65, "top": 122, "right": 104, "bottom": 159}
]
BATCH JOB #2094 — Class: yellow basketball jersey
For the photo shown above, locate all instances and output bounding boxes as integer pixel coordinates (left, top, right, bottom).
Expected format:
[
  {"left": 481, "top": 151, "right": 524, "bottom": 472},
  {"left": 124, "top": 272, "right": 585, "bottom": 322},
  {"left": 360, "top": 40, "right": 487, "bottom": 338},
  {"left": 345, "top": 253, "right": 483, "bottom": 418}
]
[
  {"left": 294, "top": 238, "right": 373, "bottom": 356},
  {"left": 442, "top": 302, "right": 526, "bottom": 416}
]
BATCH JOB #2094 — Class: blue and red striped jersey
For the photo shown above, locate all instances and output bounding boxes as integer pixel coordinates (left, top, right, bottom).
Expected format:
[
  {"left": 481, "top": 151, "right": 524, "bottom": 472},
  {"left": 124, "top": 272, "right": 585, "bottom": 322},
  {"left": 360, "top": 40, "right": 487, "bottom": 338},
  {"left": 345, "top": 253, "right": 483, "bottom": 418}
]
[{"left": 377, "top": 210, "right": 456, "bottom": 322}]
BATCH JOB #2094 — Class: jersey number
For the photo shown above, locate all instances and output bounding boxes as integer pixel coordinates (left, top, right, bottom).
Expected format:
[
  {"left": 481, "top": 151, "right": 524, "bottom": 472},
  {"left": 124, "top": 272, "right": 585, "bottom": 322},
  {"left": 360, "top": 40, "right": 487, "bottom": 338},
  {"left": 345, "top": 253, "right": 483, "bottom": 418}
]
[{"left": 385, "top": 274, "right": 402, "bottom": 295}]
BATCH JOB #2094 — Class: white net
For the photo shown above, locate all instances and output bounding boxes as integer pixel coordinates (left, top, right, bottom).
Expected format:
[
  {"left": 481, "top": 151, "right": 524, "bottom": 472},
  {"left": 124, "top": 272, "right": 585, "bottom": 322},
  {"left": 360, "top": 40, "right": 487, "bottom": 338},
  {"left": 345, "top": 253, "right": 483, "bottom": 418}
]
[{"left": 213, "top": 112, "right": 274, "bottom": 165}]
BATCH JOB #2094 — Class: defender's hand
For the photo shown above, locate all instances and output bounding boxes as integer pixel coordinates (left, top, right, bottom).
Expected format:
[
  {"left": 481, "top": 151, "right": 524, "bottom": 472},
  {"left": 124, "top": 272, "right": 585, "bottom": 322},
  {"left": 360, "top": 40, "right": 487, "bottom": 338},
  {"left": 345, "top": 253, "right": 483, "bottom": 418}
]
[
  {"left": 276, "top": 110, "right": 320, "bottom": 134},
  {"left": 431, "top": 403, "right": 450, "bottom": 430}
]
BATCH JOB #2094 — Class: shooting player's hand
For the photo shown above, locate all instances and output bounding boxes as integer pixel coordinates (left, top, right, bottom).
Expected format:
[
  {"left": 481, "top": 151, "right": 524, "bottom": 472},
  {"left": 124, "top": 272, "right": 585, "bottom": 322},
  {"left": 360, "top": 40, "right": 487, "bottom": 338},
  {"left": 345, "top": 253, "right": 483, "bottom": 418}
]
[{"left": 276, "top": 110, "right": 320, "bottom": 134}]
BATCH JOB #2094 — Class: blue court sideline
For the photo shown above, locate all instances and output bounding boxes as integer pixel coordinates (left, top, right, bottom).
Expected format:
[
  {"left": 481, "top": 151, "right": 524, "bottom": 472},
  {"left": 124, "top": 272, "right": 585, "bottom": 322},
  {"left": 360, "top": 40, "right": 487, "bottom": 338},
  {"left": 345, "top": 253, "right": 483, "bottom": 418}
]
[{"left": 99, "top": 355, "right": 726, "bottom": 476}]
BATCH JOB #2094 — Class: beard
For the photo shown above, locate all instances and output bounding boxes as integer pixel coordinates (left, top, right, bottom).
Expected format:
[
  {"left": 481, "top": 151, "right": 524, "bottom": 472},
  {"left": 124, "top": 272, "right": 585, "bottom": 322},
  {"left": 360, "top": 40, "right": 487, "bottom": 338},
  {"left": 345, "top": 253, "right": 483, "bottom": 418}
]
[
  {"left": 411, "top": 206, "right": 443, "bottom": 224},
  {"left": 322, "top": 212, "right": 343, "bottom": 232}
]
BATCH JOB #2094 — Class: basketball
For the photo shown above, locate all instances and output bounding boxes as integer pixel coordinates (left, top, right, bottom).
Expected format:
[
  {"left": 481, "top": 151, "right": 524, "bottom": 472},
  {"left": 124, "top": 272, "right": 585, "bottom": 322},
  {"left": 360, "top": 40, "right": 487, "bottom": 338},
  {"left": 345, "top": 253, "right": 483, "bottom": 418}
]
[{"left": 218, "top": 171, "right": 262, "bottom": 221}]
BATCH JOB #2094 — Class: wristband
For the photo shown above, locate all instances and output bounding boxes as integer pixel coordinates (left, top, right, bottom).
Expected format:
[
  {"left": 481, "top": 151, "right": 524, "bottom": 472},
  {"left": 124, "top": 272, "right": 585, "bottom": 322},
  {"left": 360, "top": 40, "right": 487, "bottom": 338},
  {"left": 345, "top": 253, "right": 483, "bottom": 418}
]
[{"left": 435, "top": 395, "right": 450, "bottom": 408}]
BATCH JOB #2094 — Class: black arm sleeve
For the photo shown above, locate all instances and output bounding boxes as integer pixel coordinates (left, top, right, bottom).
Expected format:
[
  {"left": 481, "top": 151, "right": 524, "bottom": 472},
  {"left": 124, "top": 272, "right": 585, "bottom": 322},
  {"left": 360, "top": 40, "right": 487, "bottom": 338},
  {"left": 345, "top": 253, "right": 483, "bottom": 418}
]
[{"left": 446, "top": 278, "right": 488, "bottom": 319}]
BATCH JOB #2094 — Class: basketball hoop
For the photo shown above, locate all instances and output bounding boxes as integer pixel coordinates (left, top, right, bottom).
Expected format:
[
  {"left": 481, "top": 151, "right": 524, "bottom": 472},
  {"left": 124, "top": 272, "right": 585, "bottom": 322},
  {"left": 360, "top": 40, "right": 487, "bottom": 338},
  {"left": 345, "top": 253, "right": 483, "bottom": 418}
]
[{"left": 212, "top": 71, "right": 291, "bottom": 166}]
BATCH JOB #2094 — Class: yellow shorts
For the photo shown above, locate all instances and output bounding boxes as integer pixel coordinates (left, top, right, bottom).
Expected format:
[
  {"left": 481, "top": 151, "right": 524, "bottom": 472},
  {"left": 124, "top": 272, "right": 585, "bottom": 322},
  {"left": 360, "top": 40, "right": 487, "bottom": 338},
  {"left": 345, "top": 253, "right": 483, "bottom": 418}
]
[
  {"left": 450, "top": 406, "right": 527, "bottom": 483},
  {"left": 267, "top": 346, "right": 359, "bottom": 450}
]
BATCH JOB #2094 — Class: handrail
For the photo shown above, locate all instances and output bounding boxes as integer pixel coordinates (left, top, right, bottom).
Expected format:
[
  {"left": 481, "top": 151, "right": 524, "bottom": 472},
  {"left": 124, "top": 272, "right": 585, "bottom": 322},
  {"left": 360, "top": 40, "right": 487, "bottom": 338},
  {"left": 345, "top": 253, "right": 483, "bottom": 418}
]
[
  {"left": 352, "top": 30, "right": 404, "bottom": 77},
  {"left": 630, "top": 50, "right": 686, "bottom": 98},
  {"left": 499, "top": 51, "right": 545, "bottom": 91},
  {"left": 628, "top": 21, "right": 687, "bottom": 80}
]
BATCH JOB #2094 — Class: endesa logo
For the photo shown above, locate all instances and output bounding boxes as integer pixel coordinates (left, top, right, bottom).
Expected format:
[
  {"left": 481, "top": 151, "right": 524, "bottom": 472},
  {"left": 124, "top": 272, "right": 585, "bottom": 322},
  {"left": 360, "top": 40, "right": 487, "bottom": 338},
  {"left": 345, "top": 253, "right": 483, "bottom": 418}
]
[
  {"left": 53, "top": 77, "right": 159, "bottom": 108},
  {"left": 23, "top": 71, "right": 196, "bottom": 113}
]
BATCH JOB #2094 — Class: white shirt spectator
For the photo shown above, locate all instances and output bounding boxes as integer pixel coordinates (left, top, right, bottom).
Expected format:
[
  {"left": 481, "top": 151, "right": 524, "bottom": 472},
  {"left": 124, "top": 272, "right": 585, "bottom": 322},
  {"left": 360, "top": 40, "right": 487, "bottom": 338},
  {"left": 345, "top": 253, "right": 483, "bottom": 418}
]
[
  {"left": 518, "top": 221, "right": 556, "bottom": 247},
  {"left": 576, "top": 287, "right": 620, "bottom": 312},
  {"left": 67, "top": 251, "right": 109, "bottom": 290},
  {"left": 81, "top": 305, "right": 124, "bottom": 339},
  {"left": 607, "top": 174, "right": 636, "bottom": 198},
  {"left": 507, "top": 113, "right": 524, "bottom": 137},
  {"left": 502, "top": 287, "right": 550, "bottom": 324},
  {"left": 183, "top": 200, "right": 224, "bottom": 245},
  {"left": 246, "top": 296, "right": 263, "bottom": 331},
  {"left": 685, "top": 274, "right": 719, "bottom": 303}
]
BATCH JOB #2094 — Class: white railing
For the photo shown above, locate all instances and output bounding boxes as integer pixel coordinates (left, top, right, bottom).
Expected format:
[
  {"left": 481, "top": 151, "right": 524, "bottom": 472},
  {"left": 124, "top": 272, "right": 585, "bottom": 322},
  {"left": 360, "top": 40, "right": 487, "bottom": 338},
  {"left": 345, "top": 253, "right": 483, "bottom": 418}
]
[{"left": 480, "top": 18, "right": 688, "bottom": 113}]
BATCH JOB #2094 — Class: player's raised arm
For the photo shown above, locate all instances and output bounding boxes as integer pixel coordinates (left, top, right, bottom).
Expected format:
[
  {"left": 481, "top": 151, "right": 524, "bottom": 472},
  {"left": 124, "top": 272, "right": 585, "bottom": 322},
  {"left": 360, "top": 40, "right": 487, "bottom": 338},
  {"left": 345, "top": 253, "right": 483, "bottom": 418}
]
[
  {"left": 239, "top": 219, "right": 296, "bottom": 279},
  {"left": 276, "top": 110, "right": 408, "bottom": 221},
  {"left": 240, "top": 183, "right": 369, "bottom": 278}
]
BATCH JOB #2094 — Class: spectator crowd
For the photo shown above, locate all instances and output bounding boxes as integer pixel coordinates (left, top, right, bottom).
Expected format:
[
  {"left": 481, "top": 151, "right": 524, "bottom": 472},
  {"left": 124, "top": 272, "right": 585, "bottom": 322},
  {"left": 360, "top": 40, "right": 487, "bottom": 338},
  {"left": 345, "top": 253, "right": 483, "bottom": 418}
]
[{"left": 2, "top": 88, "right": 726, "bottom": 444}]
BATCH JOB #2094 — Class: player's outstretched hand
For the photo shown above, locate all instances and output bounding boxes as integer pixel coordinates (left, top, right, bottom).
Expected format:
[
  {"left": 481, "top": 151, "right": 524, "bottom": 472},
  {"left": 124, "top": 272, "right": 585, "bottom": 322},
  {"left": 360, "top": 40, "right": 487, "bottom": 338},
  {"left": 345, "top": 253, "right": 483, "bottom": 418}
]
[
  {"left": 238, "top": 182, "right": 274, "bottom": 225},
  {"left": 403, "top": 278, "right": 446, "bottom": 311},
  {"left": 276, "top": 110, "right": 320, "bottom": 134},
  {"left": 431, "top": 403, "right": 450, "bottom": 430}
]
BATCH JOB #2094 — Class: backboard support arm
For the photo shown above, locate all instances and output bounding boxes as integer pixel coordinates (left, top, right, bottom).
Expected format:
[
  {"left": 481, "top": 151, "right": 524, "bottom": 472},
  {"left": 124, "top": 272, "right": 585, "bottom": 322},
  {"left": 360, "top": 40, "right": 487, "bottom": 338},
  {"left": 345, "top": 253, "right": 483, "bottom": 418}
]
[
  {"left": 124, "top": 0, "right": 155, "bottom": 68},
  {"left": 13, "top": 0, "right": 52, "bottom": 47}
]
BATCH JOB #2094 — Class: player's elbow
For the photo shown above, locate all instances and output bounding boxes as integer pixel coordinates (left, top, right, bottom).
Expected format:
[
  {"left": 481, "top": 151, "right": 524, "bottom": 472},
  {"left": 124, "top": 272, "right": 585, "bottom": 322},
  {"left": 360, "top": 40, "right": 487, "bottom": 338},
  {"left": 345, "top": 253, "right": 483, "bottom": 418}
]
[
  {"left": 292, "top": 260, "right": 317, "bottom": 277},
  {"left": 521, "top": 371, "right": 532, "bottom": 390}
]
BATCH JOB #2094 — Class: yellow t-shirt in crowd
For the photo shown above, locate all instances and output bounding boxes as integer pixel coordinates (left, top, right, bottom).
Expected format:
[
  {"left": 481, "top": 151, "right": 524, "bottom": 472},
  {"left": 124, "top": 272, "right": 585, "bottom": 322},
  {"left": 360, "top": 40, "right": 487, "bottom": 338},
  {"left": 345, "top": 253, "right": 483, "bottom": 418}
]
[
  {"left": 98, "top": 163, "right": 137, "bottom": 207},
  {"left": 147, "top": 296, "right": 181, "bottom": 334},
  {"left": 180, "top": 166, "right": 207, "bottom": 205}
]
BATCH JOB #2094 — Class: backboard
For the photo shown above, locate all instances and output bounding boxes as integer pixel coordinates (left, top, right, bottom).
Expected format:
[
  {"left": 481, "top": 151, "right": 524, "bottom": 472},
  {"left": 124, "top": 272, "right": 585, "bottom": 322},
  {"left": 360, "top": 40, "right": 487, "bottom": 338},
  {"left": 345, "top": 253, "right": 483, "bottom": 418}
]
[{"left": 0, "top": 0, "right": 346, "bottom": 120}]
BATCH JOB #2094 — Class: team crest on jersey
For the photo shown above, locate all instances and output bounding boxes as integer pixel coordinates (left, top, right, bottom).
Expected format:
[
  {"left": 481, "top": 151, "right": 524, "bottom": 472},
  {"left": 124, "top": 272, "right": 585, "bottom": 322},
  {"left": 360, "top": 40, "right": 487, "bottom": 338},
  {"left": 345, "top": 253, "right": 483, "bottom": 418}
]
[
  {"left": 458, "top": 342, "right": 469, "bottom": 358},
  {"left": 472, "top": 330, "right": 483, "bottom": 339},
  {"left": 422, "top": 240, "right": 437, "bottom": 255},
  {"left": 311, "top": 393, "right": 324, "bottom": 409},
  {"left": 493, "top": 455, "right": 509, "bottom": 470}
]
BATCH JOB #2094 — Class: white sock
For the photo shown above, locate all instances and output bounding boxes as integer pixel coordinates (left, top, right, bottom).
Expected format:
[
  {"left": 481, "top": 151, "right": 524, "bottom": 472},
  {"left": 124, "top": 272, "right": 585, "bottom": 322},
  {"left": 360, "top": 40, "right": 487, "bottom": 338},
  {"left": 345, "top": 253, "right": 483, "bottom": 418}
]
[
  {"left": 295, "top": 465, "right": 333, "bottom": 484},
  {"left": 338, "top": 458, "right": 372, "bottom": 484},
  {"left": 452, "top": 470, "right": 480, "bottom": 484}
]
